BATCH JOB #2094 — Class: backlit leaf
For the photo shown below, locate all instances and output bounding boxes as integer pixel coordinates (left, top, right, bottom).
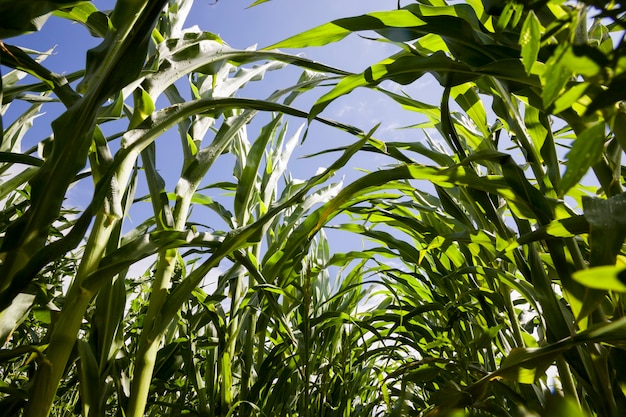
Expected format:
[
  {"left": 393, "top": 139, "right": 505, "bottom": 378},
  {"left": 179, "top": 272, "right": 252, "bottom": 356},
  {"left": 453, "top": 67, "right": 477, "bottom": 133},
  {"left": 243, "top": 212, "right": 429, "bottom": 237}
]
[
  {"left": 0, "top": 0, "right": 91, "bottom": 38},
  {"left": 572, "top": 266, "right": 626, "bottom": 292},
  {"left": 0, "top": 293, "right": 35, "bottom": 345},
  {"left": 542, "top": 45, "right": 573, "bottom": 109},
  {"left": 560, "top": 122, "right": 606, "bottom": 197},
  {"left": 52, "top": 2, "right": 109, "bottom": 37},
  {"left": 583, "top": 194, "right": 626, "bottom": 266},
  {"left": 520, "top": 11, "right": 540, "bottom": 74},
  {"left": 497, "top": 347, "right": 562, "bottom": 384}
]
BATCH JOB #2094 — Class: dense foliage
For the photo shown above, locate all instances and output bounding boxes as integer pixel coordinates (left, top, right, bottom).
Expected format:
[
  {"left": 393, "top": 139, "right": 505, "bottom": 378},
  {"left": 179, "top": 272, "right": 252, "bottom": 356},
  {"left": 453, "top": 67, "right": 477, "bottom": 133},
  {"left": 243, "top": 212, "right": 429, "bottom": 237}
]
[{"left": 1, "top": 0, "right": 626, "bottom": 416}]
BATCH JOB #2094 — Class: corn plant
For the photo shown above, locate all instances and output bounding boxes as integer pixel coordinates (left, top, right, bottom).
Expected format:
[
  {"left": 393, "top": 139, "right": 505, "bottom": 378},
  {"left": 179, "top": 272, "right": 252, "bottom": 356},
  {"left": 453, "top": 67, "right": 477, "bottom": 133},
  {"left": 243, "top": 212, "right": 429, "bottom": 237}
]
[
  {"left": 0, "top": 1, "right": 382, "bottom": 416},
  {"left": 3, "top": 0, "right": 626, "bottom": 417},
  {"left": 264, "top": 0, "right": 626, "bottom": 415}
]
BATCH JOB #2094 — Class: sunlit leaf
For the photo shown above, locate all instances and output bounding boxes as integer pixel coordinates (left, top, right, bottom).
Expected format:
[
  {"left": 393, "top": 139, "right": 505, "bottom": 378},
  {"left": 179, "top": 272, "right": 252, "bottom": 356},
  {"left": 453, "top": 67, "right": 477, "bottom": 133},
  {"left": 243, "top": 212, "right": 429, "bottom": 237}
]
[
  {"left": 267, "top": 22, "right": 351, "bottom": 49},
  {"left": 52, "top": 2, "right": 109, "bottom": 37},
  {"left": 572, "top": 266, "right": 626, "bottom": 292},
  {"left": 583, "top": 194, "right": 626, "bottom": 266},
  {"left": 247, "top": 0, "right": 271, "bottom": 7},
  {"left": 561, "top": 45, "right": 608, "bottom": 78},
  {"left": 310, "top": 52, "right": 474, "bottom": 120},
  {"left": 520, "top": 11, "right": 540, "bottom": 74},
  {"left": 452, "top": 82, "right": 488, "bottom": 137},
  {"left": 496, "top": 347, "right": 564, "bottom": 384},
  {"left": 542, "top": 44, "right": 573, "bottom": 109},
  {"left": 77, "top": 340, "right": 101, "bottom": 416},
  {"left": 0, "top": 293, "right": 35, "bottom": 345}
]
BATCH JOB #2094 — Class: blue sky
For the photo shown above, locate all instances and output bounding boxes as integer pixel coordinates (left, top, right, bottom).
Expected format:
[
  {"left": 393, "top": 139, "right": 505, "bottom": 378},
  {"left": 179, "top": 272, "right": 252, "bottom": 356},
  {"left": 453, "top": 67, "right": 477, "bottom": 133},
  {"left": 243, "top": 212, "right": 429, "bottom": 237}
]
[
  {"left": 7, "top": 0, "right": 437, "bottom": 148},
  {"left": 3, "top": 1, "right": 443, "bottom": 272},
  {"left": 5, "top": 0, "right": 441, "bottom": 193}
]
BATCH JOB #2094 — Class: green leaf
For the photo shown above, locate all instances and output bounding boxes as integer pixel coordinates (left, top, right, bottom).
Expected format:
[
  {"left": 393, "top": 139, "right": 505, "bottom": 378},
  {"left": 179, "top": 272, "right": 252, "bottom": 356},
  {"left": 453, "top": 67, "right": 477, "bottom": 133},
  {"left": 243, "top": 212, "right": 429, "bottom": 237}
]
[
  {"left": 77, "top": 340, "right": 101, "bottom": 416},
  {"left": 519, "top": 10, "right": 541, "bottom": 74},
  {"left": 560, "top": 45, "right": 608, "bottom": 78},
  {"left": 0, "top": 44, "right": 79, "bottom": 105},
  {"left": 266, "top": 22, "right": 351, "bottom": 49},
  {"left": 542, "top": 395, "right": 589, "bottom": 417},
  {"left": 572, "top": 266, "right": 626, "bottom": 292},
  {"left": 0, "top": 167, "right": 38, "bottom": 202},
  {"left": 560, "top": 122, "right": 606, "bottom": 197},
  {"left": 234, "top": 116, "right": 282, "bottom": 223},
  {"left": 154, "top": 341, "right": 184, "bottom": 381},
  {"left": 0, "top": 0, "right": 90, "bottom": 38},
  {"left": 77, "top": 0, "right": 167, "bottom": 99},
  {"left": 1, "top": 103, "right": 43, "bottom": 153},
  {"left": 82, "top": 230, "right": 207, "bottom": 294},
  {"left": 552, "top": 82, "right": 589, "bottom": 115},
  {"left": 583, "top": 194, "right": 626, "bottom": 266},
  {"left": 498, "top": 154, "right": 554, "bottom": 223},
  {"left": 403, "top": 3, "right": 483, "bottom": 28},
  {"left": 267, "top": 10, "right": 426, "bottom": 49},
  {"left": 542, "top": 45, "right": 574, "bottom": 109},
  {"left": 523, "top": 105, "right": 549, "bottom": 164},
  {"left": 497, "top": 347, "right": 562, "bottom": 384},
  {"left": 247, "top": 0, "right": 271, "bottom": 8},
  {"left": 0, "top": 293, "right": 35, "bottom": 345},
  {"left": 587, "top": 73, "right": 626, "bottom": 114},
  {"left": 452, "top": 82, "right": 489, "bottom": 137},
  {"left": 311, "top": 52, "right": 474, "bottom": 120},
  {"left": 130, "top": 88, "right": 155, "bottom": 129},
  {"left": 144, "top": 32, "right": 348, "bottom": 100},
  {"left": 517, "top": 215, "right": 589, "bottom": 245},
  {"left": 52, "top": 2, "right": 109, "bottom": 37},
  {"left": 92, "top": 275, "right": 126, "bottom": 366},
  {"left": 97, "top": 92, "right": 124, "bottom": 121}
]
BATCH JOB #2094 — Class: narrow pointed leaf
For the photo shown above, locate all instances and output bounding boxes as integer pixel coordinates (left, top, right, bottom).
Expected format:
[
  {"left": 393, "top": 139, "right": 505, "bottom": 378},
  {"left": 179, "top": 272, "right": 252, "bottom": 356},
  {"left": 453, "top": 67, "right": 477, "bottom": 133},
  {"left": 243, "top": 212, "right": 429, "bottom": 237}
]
[
  {"left": 572, "top": 266, "right": 626, "bottom": 292},
  {"left": 560, "top": 122, "right": 606, "bottom": 196},
  {"left": 520, "top": 11, "right": 540, "bottom": 74}
]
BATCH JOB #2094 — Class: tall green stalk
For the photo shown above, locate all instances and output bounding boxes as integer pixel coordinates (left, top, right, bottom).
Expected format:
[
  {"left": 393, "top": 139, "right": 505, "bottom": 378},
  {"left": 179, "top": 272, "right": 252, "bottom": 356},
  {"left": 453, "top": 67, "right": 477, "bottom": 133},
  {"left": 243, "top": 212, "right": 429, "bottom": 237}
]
[
  {"left": 5, "top": 1, "right": 626, "bottom": 416},
  {"left": 24, "top": 213, "right": 116, "bottom": 417}
]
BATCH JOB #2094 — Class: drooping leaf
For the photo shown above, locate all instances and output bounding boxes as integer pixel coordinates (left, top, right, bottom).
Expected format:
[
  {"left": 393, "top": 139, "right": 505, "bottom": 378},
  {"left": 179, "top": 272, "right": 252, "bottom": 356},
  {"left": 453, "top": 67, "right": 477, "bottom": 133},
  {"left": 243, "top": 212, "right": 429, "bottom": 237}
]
[
  {"left": 144, "top": 32, "right": 349, "bottom": 101},
  {"left": 583, "top": 194, "right": 626, "bottom": 266},
  {"left": 310, "top": 52, "right": 475, "bottom": 121},
  {"left": 267, "top": 11, "right": 425, "bottom": 49},
  {"left": 496, "top": 347, "right": 562, "bottom": 384},
  {"left": 560, "top": 122, "right": 606, "bottom": 197},
  {"left": 0, "top": 0, "right": 90, "bottom": 38},
  {"left": 572, "top": 266, "right": 626, "bottom": 292},
  {"left": 77, "top": 0, "right": 168, "bottom": 100},
  {"left": 52, "top": 2, "right": 109, "bottom": 38},
  {"left": 517, "top": 215, "right": 589, "bottom": 244}
]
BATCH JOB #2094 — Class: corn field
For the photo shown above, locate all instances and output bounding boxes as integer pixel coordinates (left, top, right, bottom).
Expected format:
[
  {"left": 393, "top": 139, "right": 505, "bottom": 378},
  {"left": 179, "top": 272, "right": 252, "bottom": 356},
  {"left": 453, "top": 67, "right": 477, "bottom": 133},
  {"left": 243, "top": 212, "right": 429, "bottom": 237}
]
[{"left": 1, "top": 0, "right": 626, "bottom": 416}]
